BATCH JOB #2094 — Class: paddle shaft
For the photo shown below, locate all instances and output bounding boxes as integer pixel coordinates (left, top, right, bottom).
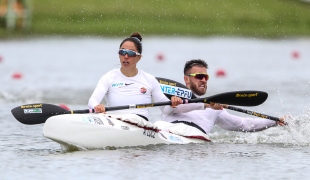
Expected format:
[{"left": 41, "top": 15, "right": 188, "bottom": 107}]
[
  {"left": 103, "top": 96, "right": 216, "bottom": 111},
  {"left": 36, "top": 102, "right": 182, "bottom": 114},
  {"left": 225, "top": 105, "right": 280, "bottom": 121},
  {"left": 71, "top": 100, "right": 270, "bottom": 114}
]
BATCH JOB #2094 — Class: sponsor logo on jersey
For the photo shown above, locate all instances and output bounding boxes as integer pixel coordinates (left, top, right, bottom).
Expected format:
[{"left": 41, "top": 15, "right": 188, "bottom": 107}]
[
  {"left": 111, "top": 82, "right": 134, "bottom": 88},
  {"left": 140, "top": 87, "right": 147, "bottom": 94},
  {"left": 111, "top": 82, "right": 126, "bottom": 88}
]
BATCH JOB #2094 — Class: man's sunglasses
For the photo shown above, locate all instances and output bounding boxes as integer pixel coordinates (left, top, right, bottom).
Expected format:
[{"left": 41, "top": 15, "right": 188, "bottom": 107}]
[
  {"left": 186, "top": 73, "right": 209, "bottom": 80},
  {"left": 118, "top": 49, "right": 141, "bottom": 57}
]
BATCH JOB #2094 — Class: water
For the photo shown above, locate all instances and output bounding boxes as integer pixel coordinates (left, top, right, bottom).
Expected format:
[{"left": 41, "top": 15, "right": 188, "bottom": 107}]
[{"left": 1, "top": 36, "right": 310, "bottom": 179}]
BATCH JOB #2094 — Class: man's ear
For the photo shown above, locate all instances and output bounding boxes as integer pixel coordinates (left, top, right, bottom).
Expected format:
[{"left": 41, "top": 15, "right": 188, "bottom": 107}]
[{"left": 184, "top": 75, "right": 189, "bottom": 86}]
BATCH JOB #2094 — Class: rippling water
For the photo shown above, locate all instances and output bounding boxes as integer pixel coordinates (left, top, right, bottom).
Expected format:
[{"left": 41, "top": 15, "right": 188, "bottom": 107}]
[{"left": 1, "top": 37, "right": 310, "bottom": 179}]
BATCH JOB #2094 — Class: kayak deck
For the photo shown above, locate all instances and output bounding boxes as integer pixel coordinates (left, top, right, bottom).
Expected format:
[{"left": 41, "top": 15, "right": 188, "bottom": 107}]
[{"left": 43, "top": 113, "right": 210, "bottom": 150}]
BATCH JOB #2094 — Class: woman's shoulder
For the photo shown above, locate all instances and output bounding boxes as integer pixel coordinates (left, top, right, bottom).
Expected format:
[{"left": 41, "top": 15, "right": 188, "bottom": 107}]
[
  {"left": 107, "top": 68, "right": 120, "bottom": 74},
  {"left": 139, "top": 70, "right": 160, "bottom": 85},
  {"left": 98, "top": 69, "right": 120, "bottom": 82},
  {"left": 102, "top": 68, "right": 120, "bottom": 77},
  {"left": 138, "top": 69, "right": 156, "bottom": 80}
]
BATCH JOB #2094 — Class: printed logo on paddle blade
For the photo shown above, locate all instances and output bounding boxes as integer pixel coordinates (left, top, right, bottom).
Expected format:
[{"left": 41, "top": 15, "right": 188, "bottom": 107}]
[
  {"left": 23, "top": 108, "right": 42, "bottom": 114},
  {"left": 21, "top": 104, "right": 43, "bottom": 109},
  {"left": 159, "top": 84, "right": 192, "bottom": 99},
  {"left": 236, "top": 93, "right": 258, "bottom": 98}
]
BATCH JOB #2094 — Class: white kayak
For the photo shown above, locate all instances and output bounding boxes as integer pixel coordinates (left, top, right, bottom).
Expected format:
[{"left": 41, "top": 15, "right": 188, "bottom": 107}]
[{"left": 43, "top": 113, "right": 210, "bottom": 150}]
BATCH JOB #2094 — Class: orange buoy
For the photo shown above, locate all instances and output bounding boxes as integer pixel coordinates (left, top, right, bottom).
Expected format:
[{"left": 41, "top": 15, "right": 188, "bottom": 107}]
[
  {"left": 216, "top": 69, "right": 226, "bottom": 77},
  {"left": 0, "top": 55, "right": 3, "bottom": 63},
  {"left": 12, "top": 72, "right": 22, "bottom": 79},
  {"left": 59, "top": 104, "right": 70, "bottom": 110}
]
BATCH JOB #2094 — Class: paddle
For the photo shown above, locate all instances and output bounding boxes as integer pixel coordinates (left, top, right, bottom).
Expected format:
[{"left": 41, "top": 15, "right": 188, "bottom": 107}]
[
  {"left": 156, "top": 77, "right": 281, "bottom": 122},
  {"left": 11, "top": 90, "right": 265, "bottom": 125}
]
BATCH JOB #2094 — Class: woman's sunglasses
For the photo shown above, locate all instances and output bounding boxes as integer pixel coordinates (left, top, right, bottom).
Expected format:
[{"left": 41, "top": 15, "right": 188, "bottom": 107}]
[
  {"left": 186, "top": 73, "right": 209, "bottom": 80},
  {"left": 118, "top": 49, "right": 141, "bottom": 57}
]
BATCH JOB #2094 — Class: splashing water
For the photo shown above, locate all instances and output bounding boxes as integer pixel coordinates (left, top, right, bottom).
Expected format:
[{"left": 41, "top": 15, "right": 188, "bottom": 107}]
[
  {"left": 286, "top": 108, "right": 310, "bottom": 146},
  {"left": 210, "top": 108, "right": 310, "bottom": 146}
]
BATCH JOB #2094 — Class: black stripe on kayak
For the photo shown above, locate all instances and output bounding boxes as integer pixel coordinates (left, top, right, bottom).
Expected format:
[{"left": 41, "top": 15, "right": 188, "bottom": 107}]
[{"left": 172, "top": 120, "right": 206, "bottom": 134}]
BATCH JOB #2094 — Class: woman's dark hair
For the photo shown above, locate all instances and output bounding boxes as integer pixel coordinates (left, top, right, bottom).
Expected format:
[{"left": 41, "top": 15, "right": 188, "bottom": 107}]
[
  {"left": 184, "top": 59, "right": 208, "bottom": 75},
  {"left": 119, "top": 32, "right": 142, "bottom": 54}
]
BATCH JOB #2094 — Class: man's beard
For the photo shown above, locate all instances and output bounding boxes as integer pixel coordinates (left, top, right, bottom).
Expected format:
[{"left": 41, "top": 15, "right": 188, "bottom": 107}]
[{"left": 189, "top": 81, "right": 206, "bottom": 96}]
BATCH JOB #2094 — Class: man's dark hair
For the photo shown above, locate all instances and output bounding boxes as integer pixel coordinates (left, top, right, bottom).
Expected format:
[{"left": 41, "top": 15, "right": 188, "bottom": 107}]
[{"left": 184, "top": 59, "right": 208, "bottom": 75}]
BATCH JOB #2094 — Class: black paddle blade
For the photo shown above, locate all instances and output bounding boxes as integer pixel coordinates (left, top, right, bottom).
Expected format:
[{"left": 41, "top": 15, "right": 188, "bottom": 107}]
[
  {"left": 204, "top": 91, "right": 268, "bottom": 106},
  {"left": 156, "top": 77, "right": 197, "bottom": 99},
  {"left": 11, "top": 103, "right": 69, "bottom": 125}
]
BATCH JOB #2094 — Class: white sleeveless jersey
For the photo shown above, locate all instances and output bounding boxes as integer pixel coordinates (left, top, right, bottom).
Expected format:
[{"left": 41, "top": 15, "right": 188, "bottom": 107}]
[{"left": 88, "top": 68, "right": 204, "bottom": 118}]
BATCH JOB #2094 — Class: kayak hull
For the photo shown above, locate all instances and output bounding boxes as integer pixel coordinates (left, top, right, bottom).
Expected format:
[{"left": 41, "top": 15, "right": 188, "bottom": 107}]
[{"left": 43, "top": 114, "right": 208, "bottom": 150}]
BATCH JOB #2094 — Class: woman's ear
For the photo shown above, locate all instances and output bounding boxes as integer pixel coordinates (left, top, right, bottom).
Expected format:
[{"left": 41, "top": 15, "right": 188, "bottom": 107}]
[{"left": 137, "top": 55, "right": 142, "bottom": 61}]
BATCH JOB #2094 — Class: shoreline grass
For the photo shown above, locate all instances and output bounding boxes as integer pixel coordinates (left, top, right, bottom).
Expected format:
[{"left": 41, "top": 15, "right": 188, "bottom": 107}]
[{"left": 1, "top": 0, "right": 310, "bottom": 39}]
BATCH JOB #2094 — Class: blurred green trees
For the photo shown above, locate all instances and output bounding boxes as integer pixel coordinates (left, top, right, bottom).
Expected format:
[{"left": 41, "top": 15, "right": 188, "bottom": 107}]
[{"left": 1, "top": 0, "right": 310, "bottom": 38}]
